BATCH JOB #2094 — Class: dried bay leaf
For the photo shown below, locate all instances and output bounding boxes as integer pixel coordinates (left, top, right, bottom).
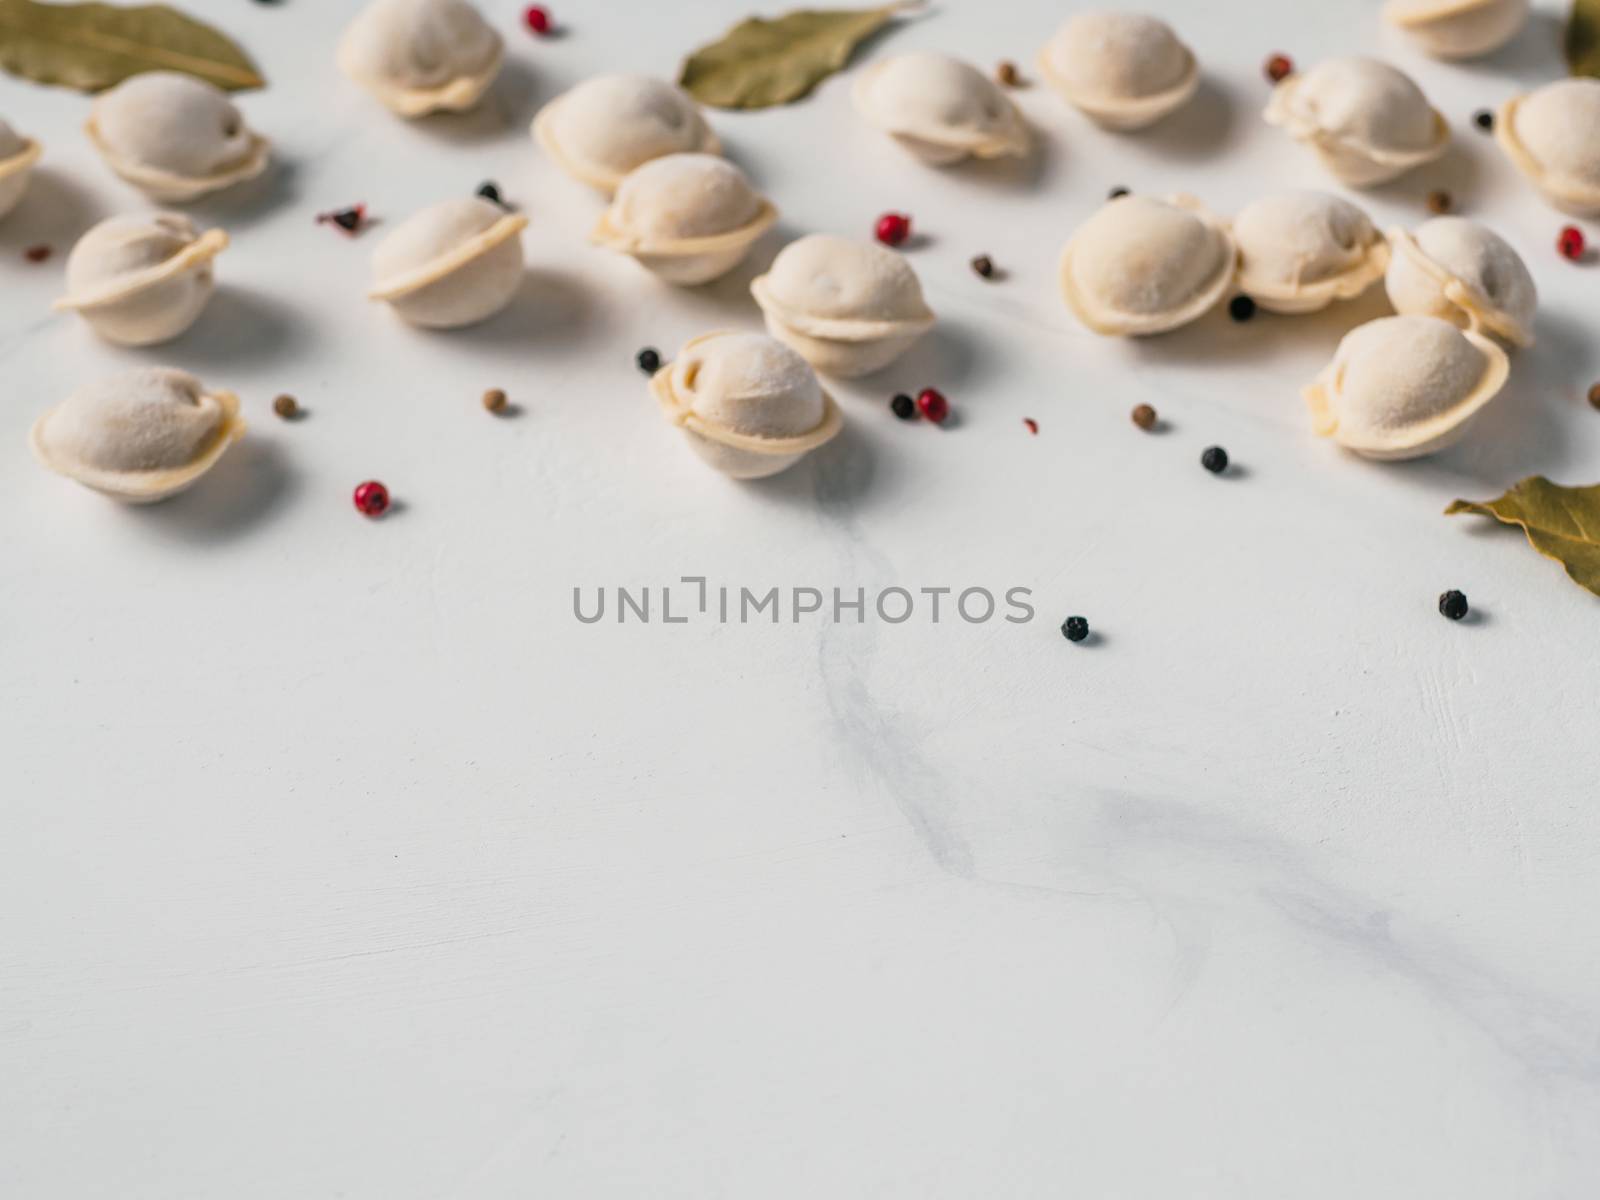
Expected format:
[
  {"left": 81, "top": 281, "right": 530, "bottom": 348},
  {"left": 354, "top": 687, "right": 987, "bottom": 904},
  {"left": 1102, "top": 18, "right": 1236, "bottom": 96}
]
[
  {"left": 679, "top": 2, "right": 915, "bottom": 110},
  {"left": 1446, "top": 476, "right": 1600, "bottom": 596},
  {"left": 1569, "top": 0, "right": 1600, "bottom": 77},
  {"left": 0, "top": 0, "right": 264, "bottom": 94}
]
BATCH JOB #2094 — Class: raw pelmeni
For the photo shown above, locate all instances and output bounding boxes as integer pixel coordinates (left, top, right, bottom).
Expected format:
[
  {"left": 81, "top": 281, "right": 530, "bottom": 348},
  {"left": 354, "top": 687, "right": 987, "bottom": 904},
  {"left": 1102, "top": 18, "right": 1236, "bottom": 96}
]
[
  {"left": 55, "top": 214, "right": 229, "bottom": 346},
  {"left": 30, "top": 368, "right": 245, "bottom": 502},
  {"left": 534, "top": 75, "right": 720, "bottom": 195},
  {"left": 1231, "top": 191, "right": 1388, "bottom": 314},
  {"left": 1495, "top": 78, "right": 1600, "bottom": 216},
  {"left": 1385, "top": 217, "right": 1536, "bottom": 347},
  {"left": 649, "top": 332, "right": 842, "bottom": 479},
  {"left": 1037, "top": 11, "right": 1198, "bottom": 130},
  {"left": 86, "top": 72, "right": 269, "bottom": 202},
  {"left": 338, "top": 0, "right": 504, "bottom": 116},
  {"left": 1383, "top": 0, "right": 1529, "bottom": 59},
  {"left": 369, "top": 197, "right": 528, "bottom": 328},
  {"left": 1304, "top": 315, "right": 1509, "bottom": 459},
  {"left": 591, "top": 154, "right": 775, "bottom": 285},
  {"left": 751, "top": 234, "right": 935, "bottom": 377},
  {"left": 852, "top": 52, "right": 1029, "bottom": 165},
  {"left": 1264, "top": 57, "right": 1448, "bottom": 186},
  {"left": 0, "top": 117, "right": 41, "bottom": 219},
  {"left": 1060, "top": 194, "right": 1236, "bottom": 336}
]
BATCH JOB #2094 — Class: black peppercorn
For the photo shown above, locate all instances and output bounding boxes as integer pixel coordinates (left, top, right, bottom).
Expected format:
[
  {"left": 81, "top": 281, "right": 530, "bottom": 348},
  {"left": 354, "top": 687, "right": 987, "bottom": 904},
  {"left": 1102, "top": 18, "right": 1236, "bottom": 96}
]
[
  {"left": 636, "top": 347, "right": 661, "bottom": 374},
  {"left": 1439, "top": 590, "right": 1469, "bottom": 621},
  {"left": 1228, "top": 295, "right": 1256, "bottom": 322},
  {"left": 1473, "top": 109, "right": 1494, "bottom": 132},
  {"left": 1201, "top": 446, "right": 1229, "bottom": 474},
  {"left": 890, "top": 393, "right": 917, "bottom": 420},
  {"left": 1108, "top": 186, "right": 1130, "bottom": 200},
  {"left": 477, "top": 181, "right": 503, "bottom": 205},
  {"left": 1061, "top": 616, "right": 1089, "bottom": 643}
]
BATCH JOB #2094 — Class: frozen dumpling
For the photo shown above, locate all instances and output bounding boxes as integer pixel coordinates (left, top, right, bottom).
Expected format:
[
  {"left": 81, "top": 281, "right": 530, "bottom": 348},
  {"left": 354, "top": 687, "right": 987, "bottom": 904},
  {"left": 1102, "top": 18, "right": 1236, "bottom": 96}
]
[
  {"left": 1304, "top": 315, "right": 1509, "bottom": 459},
  {"left": 1060, "top": 194, "right": 1236, "bottom": 336},
  {"left": 1038, "top": 11, "right": 1199, "bottom": 130},
  {"left": 369, "top": 197, "right": 528, "bottom": 328},
  {"left": 31, "top": 368, "right": 245, "bottom": 502},
  {"left": 1264, "top": 57, "right": 1448, "bottom": 186},
  {"left": 751, "top": 234, "right": 935, "bottom": 377},
  {"left": 1495, "top": 78, "right": 1600, "bottom": 216},
  {"left": 1232, "top": 191, "right": 1388, "bottom": 314},
  {"left": 55, "top": 213, "right": 229, "bottom": 346},
  {"left": 338, "top": 0, "right": 504, "bottom": 116},
  {"left": 534, "top": 74, "right": 720, "bottom": 195},
  {"left": 1384, "top": 0, "right": 1529, "bottom": 59},
  {"left": 591, "top": 154, "right": 775, "bottom": 285},
  {"left": 86, "top": 72, "right": 269, "bottom": 202},
  {"left": 1385, "top": 217, "right": 1536, "bottom": 347},
  {"left": 853, "top": 52, "right": 1029, "bottom": 165},
  {"left": 649, "top": 332, "right": 843, "bottom": 479},
  {"left": 0, "top": 117, "right": 41, "bottom": 220}
]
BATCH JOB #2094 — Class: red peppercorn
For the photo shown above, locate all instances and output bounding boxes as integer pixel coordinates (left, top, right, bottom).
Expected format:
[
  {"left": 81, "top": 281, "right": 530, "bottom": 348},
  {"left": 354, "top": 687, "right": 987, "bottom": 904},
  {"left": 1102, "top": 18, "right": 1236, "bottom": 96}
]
[
  {"left": 317, "top": 204, "right": 366, "bottom": 235},
  {"left": 353, "top": 480, "right": 390, "bottom": 518},
  {"left": 523, "top": 5, "right": 552, "bottom": 34},
  {"left": 875, "top": 212, "right": 911, "bottom": 247},
  {"left": 1022, "top": 417, "right": 1038, "bottom": 434},
  {"left": 916, "top": 388, "right": 949, "bottom": 424},
  {"left": 1265, "top": 53, "right": 1293, "bottom": 83},
  {"left": 1557, "top": 225, "right": 1586, "bottom": 261},
  {"left": 23, "top": 244, "right": 51, "bottom": 263}
]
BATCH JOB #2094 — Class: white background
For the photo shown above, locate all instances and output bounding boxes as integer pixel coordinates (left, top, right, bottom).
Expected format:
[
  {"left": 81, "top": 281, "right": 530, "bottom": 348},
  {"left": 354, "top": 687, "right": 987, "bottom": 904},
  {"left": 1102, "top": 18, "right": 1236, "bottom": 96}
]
[{"left": 4, "top": 0, "right": 1600, "bottom": 1195}]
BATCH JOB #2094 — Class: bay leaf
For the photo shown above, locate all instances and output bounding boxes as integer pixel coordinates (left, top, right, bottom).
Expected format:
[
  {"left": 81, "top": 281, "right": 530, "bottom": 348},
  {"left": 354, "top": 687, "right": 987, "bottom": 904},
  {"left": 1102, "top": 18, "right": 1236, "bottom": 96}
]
[
  {"left": 1446, "top": 476, "right": 1600, "bottom": 596},
  {"left": 678, "top": 2, "right": 915, "bottom": 110},
  {"left": 0, "top": 0, "right": 264, "bottom": 94},
  {"left": 1569, "top": 0, "right": 1600, "bottom": 77}
]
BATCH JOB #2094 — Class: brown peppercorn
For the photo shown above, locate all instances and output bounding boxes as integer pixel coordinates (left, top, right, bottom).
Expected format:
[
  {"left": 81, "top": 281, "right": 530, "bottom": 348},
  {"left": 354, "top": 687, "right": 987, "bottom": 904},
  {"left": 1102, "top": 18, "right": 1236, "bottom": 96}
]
[
  {"left": 971, "top": 254, "right": 994, "bottom": 279},
  {"left": 1588, "top": 382, "right": 1600, "bottom": 410},
  {"left": 1426, "top": 190, "right": 1452, "bottom": 215},
  {"left": 23, "top": 244, "right": 51, "bottom": 263},
  {"left": 996, "top": 60, "right": 1020, "bottom": 87},
  {"left": 1131, "top": 403, "right": 1158, "bottom": 431},
  {"left": 272, "top": 393, "right": 299, "bottom": 419},
  {"left": 482, "top": 387, "right": 508, "bottom": 413}
]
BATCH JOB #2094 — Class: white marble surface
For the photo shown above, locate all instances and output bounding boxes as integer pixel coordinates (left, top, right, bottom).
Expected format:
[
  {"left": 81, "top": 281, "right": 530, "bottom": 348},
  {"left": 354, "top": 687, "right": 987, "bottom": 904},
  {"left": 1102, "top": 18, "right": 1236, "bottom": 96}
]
[{"left": 3, "top": 0, "right": 1600, "bottom": 1195}]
